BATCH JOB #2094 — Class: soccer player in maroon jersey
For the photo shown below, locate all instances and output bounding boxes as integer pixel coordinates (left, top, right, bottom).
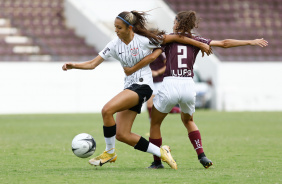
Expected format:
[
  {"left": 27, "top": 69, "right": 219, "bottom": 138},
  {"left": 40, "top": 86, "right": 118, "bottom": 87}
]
[
  {"left": 124, "top": 10, "right": 268, "bottom": 169},
  {"left": 62, "top": 10, "right": 213, "bottom": 169}
]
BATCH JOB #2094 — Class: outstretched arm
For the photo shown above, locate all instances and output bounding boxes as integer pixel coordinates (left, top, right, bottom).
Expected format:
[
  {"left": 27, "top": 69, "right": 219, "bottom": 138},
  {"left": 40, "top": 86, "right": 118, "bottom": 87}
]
[
  {"left": 163, "top": 34, "right": 213, "bottom": 57},
  {"left": 210, "top": 38, "right": 268, "bottom": 48},
  {"left": 62, "top": 55, "right": 104, "bottom": 71},
  {"left": 124, "top": 49, "right": 162, "bottom": 76}
]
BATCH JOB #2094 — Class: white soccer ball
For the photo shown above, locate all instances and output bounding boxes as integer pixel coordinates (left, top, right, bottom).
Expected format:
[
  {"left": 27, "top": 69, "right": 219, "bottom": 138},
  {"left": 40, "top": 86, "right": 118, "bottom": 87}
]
[{"left": 72, "top": 133, "right": 96, "bottom": 158}]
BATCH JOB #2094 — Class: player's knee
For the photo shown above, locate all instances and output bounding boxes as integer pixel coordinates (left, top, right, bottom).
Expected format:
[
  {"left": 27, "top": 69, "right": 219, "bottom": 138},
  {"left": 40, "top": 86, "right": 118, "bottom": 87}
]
[
  {"left": 182, "top": 120, "right": 189, "bottom": 127},
  {"left": 116, "top": 132, "right": 127, "bottom": 143},
  {"left": 182, "top": 116, "right": 193, "bottom": 127},
  {"left": 101, "top": 105, "right": 114, "bottom": 119},
  {"left": 151, "top": 121, "right": 161, "bottom": 128}
]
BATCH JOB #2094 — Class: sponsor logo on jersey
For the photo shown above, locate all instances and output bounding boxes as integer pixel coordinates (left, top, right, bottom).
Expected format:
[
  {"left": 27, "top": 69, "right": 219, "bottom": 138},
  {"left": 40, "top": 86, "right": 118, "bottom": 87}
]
[
  {"left": 131, "top": 48, "right": 139, "bottom": 56},
  {"left": 171, "top": 69, "right": 192, "bottom": 77},
  {"left": 103, "top": 47, "right": 110, "bottom": 55}
]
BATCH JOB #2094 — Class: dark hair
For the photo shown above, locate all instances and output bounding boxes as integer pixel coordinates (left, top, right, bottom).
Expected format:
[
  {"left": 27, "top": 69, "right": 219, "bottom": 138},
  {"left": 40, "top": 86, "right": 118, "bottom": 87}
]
[
  {"left": 175, "top": 11, "right": 200, "bottom": 37},
  {"left": 117, "top": 11, "right": 165, "bottom": 45}
]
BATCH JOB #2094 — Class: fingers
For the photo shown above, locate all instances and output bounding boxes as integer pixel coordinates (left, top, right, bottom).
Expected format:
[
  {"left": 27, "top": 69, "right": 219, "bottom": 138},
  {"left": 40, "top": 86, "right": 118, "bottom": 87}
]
[
  {"left": 258, "top": 39, "right": 268, "bottom": 47},
  {"left": 256, "top": 38, "right": 268, "bottom": 47},
  {"left": 62, "top": 63, "right": 72, "bottom": 70},
  {"left": 201, "top": 45, "right": 213, "bottom": 57},
  {"left": 258, "top": 43, "right": 265, "bottom": 47},
  {"left": 202, "top": 49, "right": 211, "bottom": 57},
  {"left": 206, "top": 47, "right": 213, "bottom": 56},
  {"left": 261, "top": 40, "right": 268, "bottom": 47},
  {"left": 62, "top": 64, "right": 67, "bottom": 71}
]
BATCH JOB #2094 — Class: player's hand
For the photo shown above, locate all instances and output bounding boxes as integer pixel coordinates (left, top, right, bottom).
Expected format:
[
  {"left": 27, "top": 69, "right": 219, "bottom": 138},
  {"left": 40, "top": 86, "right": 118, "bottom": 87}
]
[
  {"left": 152, "top": 70, "right": 159, "bottom": 77},
  {"left": 123, "top": 67, "right": 133, "bottom": 76},
  {"left": 200, "top": 44, "right": 213, "bottom": 57},
  {"left": 62, "top": 63, "right": 74, "bottom": 71},
  {"left": 251, "top": 38, "right": 268, "bottom": 47}
]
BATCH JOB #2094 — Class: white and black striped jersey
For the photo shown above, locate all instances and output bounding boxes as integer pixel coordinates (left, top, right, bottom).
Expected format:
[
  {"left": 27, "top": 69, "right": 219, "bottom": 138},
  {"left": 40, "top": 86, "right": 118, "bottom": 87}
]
[{"left": 99, "top": 33, "right": 161, "bottom": 89}]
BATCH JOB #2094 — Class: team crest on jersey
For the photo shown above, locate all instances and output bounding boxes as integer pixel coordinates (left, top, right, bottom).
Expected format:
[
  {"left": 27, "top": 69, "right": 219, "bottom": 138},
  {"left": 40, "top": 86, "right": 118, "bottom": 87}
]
[
  {"left": 131, "top": 48, "right": 139, "bottom": 56},
  {"left": 103, "top": 47, "right": 110, "bottom": 55}
]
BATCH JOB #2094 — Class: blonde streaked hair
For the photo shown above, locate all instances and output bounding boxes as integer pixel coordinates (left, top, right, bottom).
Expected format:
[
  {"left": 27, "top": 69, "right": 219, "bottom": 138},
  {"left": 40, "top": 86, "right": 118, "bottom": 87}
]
[{"left": 117, "top": 10, "right": 165, "bottom": 45}]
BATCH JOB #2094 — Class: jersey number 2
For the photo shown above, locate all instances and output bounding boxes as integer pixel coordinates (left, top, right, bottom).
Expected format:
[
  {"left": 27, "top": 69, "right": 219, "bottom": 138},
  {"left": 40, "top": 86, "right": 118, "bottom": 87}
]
[{"left": 177, "top": 46, "right": 187, "bottom": 68}]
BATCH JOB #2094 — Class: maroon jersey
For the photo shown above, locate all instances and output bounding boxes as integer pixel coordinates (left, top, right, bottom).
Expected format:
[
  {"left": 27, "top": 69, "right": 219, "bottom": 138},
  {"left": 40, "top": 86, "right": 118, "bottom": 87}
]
[
  {"left": 149, "top": 54, "right": 166, "bottom": 82},
  {"left": 163, "top": 34, "right": 211, "bottom": 78}
]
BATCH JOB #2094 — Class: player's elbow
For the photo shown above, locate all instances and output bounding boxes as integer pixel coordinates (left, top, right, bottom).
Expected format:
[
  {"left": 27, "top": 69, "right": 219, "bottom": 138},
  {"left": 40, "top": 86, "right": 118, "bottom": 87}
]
[
  {"left": 221, "top": 40, "right": 230, "bottom": 48},
  {"left": 90, "top": 65, "right": 97, "bottom": 70}
]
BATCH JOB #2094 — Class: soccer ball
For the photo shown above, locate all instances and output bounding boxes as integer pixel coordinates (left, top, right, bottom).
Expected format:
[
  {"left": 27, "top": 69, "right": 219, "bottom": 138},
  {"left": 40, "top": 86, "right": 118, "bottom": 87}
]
[{"left": 72, "top": 133, "right": 96, "bottom": 158}]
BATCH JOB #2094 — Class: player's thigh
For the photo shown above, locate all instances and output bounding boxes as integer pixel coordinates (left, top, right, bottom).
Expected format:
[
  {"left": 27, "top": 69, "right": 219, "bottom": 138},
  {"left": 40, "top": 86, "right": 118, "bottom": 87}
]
[
  {"left": 147, "top": 94, "right": 155, "bottom": 108},
  {"left": 150, "top": 106, "right": 168, "bottom": 139},
  {"left": 151, "top": 106, "right": 168, "bottom": 126},
  {"left": 103, "top": 89, "right": 139, "bottom": 113},
  {"left": 181, "top": 112, "right": 192, "bottom": 124}
]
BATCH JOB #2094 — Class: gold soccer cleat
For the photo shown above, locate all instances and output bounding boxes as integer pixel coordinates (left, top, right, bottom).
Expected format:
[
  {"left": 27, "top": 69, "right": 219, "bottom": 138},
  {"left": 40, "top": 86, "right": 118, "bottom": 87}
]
[
  {"left": 160, "top": 145, "right": 177, "bottom": 170},
  {"left": 89, "top": 148, "right": 117, "bottom": 166}
]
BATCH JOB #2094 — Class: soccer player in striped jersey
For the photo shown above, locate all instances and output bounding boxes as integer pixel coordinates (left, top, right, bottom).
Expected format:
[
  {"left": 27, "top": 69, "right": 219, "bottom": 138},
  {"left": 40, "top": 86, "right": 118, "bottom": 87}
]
[
  {"left": 62, "top": 10, "right": 212, "bottom": 169},
  {"left": 124, "top": 10, "right": 268, "bottom": 169}
]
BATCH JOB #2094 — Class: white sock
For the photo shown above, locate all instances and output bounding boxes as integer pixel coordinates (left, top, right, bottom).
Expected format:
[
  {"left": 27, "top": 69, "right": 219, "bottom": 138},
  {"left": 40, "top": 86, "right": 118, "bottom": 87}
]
[
  {"left": 105, "top": 135, "right": 116, "bottom": 154},
  {"left": 146, "top": 143, "right": 161, "bottom": 157}
]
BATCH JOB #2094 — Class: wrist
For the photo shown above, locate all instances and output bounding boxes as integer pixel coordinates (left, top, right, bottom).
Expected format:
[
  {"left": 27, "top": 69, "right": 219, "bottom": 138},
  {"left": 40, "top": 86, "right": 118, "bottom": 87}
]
[{"left": 200, "top": 42, "right": 205, "bottom": 49}]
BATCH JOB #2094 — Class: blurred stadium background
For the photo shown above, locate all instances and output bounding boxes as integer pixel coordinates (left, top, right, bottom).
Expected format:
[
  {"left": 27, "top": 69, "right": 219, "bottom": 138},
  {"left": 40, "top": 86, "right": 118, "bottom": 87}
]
[{"left": 0, "top": 0, "right": 281, "bottom": 114}]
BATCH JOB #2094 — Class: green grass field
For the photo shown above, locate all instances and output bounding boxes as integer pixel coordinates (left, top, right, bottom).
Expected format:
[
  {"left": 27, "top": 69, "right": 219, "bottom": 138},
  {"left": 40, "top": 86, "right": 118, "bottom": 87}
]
[{"left": 0, "top": 111, "right": 281, "bottom": 184}]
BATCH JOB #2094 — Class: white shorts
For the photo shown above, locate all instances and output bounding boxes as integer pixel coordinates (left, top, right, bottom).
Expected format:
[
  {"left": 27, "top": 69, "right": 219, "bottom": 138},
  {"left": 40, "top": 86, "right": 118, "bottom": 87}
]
[
  {"left": 152, "top": 82, "right": 162, "bottom": 95},
  {"left": 153, "top": 77, "right": 196, "bottom": 115}
]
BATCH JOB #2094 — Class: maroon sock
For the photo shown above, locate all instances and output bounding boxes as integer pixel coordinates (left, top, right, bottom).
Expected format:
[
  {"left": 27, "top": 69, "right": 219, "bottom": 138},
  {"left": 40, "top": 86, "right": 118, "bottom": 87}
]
[
  {"left": 188, "top": 130, "right": 204, "bottom": 156},
  {"left": 149, "top": 137, "right": 162, "bottom": 161},
  {"left": 169, "top": 106, "right": 181, "bottom": 113},
  {"left": 147, "top": 107, "right": 152, "bottom": 119}
]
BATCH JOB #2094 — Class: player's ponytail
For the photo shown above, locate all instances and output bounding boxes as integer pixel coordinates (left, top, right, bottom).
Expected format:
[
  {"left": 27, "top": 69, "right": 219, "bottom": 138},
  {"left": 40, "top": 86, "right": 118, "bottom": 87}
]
[{"left": 117, "top": 11, "right": 165, "bottom": 46}]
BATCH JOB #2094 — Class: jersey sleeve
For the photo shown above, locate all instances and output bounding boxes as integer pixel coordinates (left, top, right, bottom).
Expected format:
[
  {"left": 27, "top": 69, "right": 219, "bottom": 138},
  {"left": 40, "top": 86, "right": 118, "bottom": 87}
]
[
  {"left": 98, "top": 40, "right": 115, "bottom": 60},
  {"left": 194, "top": 36, "right": 212, "bottom": 45},
  {"left": 141, "top": 35, "right": 163, "bottom": 49}
]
